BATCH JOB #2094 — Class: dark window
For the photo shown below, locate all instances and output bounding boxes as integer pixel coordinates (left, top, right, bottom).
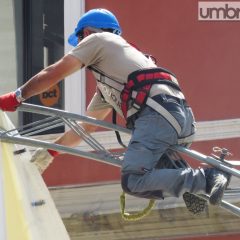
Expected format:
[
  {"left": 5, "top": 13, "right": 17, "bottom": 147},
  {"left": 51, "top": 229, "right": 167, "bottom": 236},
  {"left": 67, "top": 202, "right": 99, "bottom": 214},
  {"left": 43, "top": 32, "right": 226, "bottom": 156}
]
[{"left": 14, "top": 0, "right": 64, "bottom": 134}]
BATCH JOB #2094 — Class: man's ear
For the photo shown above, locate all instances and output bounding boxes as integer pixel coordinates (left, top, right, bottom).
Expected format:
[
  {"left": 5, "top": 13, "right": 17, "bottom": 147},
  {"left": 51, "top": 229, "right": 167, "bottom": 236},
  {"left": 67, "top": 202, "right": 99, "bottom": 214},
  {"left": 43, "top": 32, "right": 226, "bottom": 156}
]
[{"left": 83, "top": 28, "right": 91, "bottom": 37}]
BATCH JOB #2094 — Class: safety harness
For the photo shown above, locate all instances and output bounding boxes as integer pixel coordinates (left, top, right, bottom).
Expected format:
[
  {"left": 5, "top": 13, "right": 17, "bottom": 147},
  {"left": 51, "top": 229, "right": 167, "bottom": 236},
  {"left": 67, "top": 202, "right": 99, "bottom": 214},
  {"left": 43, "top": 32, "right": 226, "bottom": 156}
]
[
  {"left": 89, "top": 66, "right": 187, "bottom": 135},
  {"left": 121, "top": 67, "right": 181, "bottom": 129}
]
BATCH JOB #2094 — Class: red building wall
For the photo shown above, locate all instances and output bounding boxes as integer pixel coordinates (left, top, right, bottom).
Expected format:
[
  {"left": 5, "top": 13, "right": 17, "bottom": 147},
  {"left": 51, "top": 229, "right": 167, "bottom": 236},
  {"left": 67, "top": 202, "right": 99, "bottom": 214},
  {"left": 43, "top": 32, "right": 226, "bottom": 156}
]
[
  {"left": 85, "top": 0, "right": 240, "bottom": 119},
  {"left": 45, "top": 0, "right": 240, "bottom": 185},
  {"left": 84, "top": 0, "right": 240, "bottom": 160},
  {"left": 43, "top": 1, "right": 240, "bottom": 238}
]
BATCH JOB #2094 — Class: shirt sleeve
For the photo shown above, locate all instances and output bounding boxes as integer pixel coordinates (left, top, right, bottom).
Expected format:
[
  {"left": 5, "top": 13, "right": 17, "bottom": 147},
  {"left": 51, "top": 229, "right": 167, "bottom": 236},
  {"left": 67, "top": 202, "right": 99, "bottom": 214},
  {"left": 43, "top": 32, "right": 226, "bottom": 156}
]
[{"left": 68, "top": 34, "right": 102, "bottom": 67}]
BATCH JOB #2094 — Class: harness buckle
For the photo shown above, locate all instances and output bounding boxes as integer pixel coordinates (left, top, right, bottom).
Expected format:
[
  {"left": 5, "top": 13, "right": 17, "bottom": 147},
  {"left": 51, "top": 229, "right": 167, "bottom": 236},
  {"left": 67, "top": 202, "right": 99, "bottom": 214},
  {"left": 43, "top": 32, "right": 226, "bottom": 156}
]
[
  {"left": 132, "top": 85, "right": 151, "bottom": 110},
  {"left": 99, "top": 74, "right": 105, "bottom": 83}
]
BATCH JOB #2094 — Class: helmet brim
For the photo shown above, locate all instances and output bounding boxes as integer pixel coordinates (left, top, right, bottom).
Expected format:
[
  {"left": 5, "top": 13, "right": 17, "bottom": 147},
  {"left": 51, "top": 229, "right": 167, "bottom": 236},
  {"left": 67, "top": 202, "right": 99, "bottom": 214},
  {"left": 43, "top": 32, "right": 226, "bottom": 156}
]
[{"left": 68, "top": 33, "right": 79, "bottom": 47}]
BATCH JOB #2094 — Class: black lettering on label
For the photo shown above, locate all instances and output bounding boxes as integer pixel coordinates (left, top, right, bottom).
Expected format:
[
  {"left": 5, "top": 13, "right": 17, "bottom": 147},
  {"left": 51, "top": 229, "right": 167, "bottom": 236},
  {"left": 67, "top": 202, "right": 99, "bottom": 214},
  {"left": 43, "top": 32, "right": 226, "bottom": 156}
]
[
  {"left": 101, "top": 85, "right": 122, "bottom": 109},
  {"left": 42, "top": 90, "right": 57, "bottom": 98},
  {"left": 199, "top": 3, "right": 240, "bottom": 20}
]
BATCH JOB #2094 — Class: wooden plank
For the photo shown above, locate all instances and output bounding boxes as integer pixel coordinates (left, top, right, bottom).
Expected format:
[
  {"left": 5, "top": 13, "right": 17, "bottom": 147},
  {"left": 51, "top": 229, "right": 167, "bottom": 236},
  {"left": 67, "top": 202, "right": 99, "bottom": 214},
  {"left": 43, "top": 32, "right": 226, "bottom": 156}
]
[{"left": 50, "top": 179, "right": 240, "bottom": 240}]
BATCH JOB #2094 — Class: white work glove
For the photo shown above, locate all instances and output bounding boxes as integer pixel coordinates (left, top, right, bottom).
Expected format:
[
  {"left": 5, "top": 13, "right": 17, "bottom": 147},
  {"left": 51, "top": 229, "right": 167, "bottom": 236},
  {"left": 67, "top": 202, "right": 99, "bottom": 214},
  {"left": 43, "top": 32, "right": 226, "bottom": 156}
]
[{"left": 30, "top": 148, "right": 54, "bottom": 174}]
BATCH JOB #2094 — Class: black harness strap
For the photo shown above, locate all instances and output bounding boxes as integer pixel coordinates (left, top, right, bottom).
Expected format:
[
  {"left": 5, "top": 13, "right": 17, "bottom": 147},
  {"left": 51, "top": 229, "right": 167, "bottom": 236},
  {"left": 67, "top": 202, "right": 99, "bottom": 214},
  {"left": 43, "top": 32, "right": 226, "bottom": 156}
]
[{"left": 112, "top": 108, "right": 127, "bottom": 148}]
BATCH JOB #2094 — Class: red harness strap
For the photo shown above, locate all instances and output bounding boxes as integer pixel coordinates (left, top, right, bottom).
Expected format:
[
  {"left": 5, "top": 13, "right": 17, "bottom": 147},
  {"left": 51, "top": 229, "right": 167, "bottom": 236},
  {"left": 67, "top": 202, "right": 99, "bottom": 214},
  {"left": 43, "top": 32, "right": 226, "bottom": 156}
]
[{"left": 121, "top": 68, "right": 181, "bottom": 120}]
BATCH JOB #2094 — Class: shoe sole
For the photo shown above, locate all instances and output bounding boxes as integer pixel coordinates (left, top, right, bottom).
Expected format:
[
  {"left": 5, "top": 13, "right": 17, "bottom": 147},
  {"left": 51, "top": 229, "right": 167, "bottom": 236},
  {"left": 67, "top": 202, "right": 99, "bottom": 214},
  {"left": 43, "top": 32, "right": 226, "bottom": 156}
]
[{"left": 183, "top": 192, "right": 207, "bottom": 215}]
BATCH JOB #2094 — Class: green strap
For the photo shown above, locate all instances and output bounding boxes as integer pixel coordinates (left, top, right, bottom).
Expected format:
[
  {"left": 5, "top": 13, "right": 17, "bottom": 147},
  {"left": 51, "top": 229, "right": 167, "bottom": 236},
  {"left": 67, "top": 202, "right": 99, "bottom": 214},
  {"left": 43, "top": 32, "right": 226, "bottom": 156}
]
[{"left": 120, "top": 192, "right": 155, "bottom": 221}]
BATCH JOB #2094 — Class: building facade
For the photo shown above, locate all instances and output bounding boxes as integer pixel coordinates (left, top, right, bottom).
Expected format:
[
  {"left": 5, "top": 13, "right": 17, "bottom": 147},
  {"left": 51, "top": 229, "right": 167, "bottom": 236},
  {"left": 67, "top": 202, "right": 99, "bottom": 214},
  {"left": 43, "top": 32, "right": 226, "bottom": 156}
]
[{"left": 1, "top": 0, "right": 240, "bottom": 239}]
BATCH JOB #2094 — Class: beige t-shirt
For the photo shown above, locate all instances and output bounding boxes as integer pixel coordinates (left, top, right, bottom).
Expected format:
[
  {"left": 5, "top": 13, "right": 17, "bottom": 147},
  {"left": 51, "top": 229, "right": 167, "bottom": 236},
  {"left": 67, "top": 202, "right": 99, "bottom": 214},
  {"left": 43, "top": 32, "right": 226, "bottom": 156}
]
[{"left": 68, "top": 32, "right": 157, "bottom": 116}]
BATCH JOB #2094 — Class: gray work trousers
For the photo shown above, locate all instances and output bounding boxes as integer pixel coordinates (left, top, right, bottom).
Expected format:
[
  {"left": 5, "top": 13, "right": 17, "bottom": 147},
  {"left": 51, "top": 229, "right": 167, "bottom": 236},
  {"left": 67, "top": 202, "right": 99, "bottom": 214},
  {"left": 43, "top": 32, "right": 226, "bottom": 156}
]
[{"left": 121, "top": 97, "right": 207, "bottom": 199}]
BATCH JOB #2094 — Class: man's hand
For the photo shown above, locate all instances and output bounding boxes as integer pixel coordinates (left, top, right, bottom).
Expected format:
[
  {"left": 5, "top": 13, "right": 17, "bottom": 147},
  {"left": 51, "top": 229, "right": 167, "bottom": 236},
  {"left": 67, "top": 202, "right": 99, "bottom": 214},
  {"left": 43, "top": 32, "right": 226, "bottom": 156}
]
[
  {"left": 0, "top": 91, "right": 21, "bottom": 112},
  {"left": 30, "top": 148, "right": 55, "bottom": 174}
]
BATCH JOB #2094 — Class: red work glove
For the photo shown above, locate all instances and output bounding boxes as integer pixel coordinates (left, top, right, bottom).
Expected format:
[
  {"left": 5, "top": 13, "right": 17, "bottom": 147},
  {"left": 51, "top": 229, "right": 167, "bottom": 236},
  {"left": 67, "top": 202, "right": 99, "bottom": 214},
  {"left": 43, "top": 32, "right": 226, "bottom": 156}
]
[
  {"left": 0, "top": 92, "right": 21, "bottom": 112},
  {"left": 47, "top": 149, "right": 59, "bottom": 157}
]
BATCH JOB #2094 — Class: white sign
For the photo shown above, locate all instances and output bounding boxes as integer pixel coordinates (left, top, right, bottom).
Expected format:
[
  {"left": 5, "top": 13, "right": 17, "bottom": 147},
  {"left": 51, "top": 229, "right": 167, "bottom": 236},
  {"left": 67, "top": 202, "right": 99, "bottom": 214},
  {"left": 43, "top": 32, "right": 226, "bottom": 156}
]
[{"left": 198, "top": 1, "right": 240, "bottom": 21}]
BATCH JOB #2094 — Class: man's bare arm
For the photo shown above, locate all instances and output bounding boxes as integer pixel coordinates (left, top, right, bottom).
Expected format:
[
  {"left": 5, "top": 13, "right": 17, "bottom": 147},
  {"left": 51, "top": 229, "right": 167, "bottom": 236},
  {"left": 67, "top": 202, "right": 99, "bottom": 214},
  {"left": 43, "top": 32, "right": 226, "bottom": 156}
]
[
  {"left": 55, "top": 107, "right": 112, "bottom": 147},
  {"left": 21, "top": 54, "right": 82, "bottom": 100}
]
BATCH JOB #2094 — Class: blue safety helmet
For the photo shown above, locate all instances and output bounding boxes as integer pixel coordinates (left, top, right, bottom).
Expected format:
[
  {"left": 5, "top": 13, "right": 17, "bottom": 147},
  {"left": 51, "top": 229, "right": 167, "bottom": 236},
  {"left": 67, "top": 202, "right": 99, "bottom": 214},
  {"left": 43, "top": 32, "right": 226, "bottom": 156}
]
[{"left": 68, "top": 8, "right": 122, "bottom": 47}]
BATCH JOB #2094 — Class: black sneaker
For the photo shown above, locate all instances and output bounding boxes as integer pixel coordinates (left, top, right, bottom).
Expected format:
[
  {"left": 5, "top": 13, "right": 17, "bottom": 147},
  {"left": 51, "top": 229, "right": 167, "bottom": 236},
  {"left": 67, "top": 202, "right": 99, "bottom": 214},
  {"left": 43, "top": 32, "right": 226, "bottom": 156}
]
[
  {"left": 183, "top": 192, "right": 207, "bottom": 215},
  {"left": 204, "top": 168, "right": 230, "bottom": 205}
]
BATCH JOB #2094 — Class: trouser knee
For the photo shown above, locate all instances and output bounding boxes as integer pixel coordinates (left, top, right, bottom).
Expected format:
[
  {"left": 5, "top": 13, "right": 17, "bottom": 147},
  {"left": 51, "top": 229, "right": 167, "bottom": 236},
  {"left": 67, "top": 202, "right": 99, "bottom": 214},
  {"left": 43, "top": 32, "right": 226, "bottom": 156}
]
[
  {"left": 121, "top": 174, "right": 132, "bottom": 194},
  {"left": 121, "top": 173, "right": 163, "bottom": 200}
]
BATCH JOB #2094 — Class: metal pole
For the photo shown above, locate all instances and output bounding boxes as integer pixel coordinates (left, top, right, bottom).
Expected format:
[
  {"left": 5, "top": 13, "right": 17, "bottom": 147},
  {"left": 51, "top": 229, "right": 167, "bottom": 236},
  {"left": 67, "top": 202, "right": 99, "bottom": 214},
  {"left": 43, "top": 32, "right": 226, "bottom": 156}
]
[
  {"left": 172, "top": 145, "right": 240, "bottom": 178},
  {"left": 18, "top": 103, "right": 131, "bottom": 134},
  {"left": 0, "top": 134, "right": 122, "bottom": 168},
  {"left": 199, "top": 194, "right": 240, "bottom": 217}
]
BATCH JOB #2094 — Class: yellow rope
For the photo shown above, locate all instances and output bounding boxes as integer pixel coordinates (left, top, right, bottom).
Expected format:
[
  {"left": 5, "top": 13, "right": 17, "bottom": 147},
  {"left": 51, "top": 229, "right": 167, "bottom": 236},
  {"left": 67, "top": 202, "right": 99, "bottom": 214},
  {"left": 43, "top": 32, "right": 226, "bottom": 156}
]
[{"left": 120, "top": 192, "right": 155, "bottom": 221}]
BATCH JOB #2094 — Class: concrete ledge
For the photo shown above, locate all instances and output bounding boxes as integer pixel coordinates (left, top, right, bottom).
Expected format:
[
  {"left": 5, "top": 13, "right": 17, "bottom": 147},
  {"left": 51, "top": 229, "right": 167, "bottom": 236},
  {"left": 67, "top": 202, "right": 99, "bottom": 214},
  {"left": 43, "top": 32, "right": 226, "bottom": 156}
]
[{"left": 50, "top": 178, "right": 240, "bottom": 240}]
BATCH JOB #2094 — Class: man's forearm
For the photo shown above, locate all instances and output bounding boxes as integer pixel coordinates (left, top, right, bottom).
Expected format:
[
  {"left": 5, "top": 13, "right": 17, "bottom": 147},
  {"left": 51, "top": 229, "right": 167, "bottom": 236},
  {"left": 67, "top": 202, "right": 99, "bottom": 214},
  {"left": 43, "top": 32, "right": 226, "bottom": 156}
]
[
  {"left": 21, "top": 68, "right": 62, "bottom": 100},
  {"left": 54, "top": 123, "right": 98, "bottom": 147},
  {"left": 54, "top": 108, "right": 112, "bottom": 148},
  {"left": 21, "top": 55, "right": 82, "bottom": 100}
]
